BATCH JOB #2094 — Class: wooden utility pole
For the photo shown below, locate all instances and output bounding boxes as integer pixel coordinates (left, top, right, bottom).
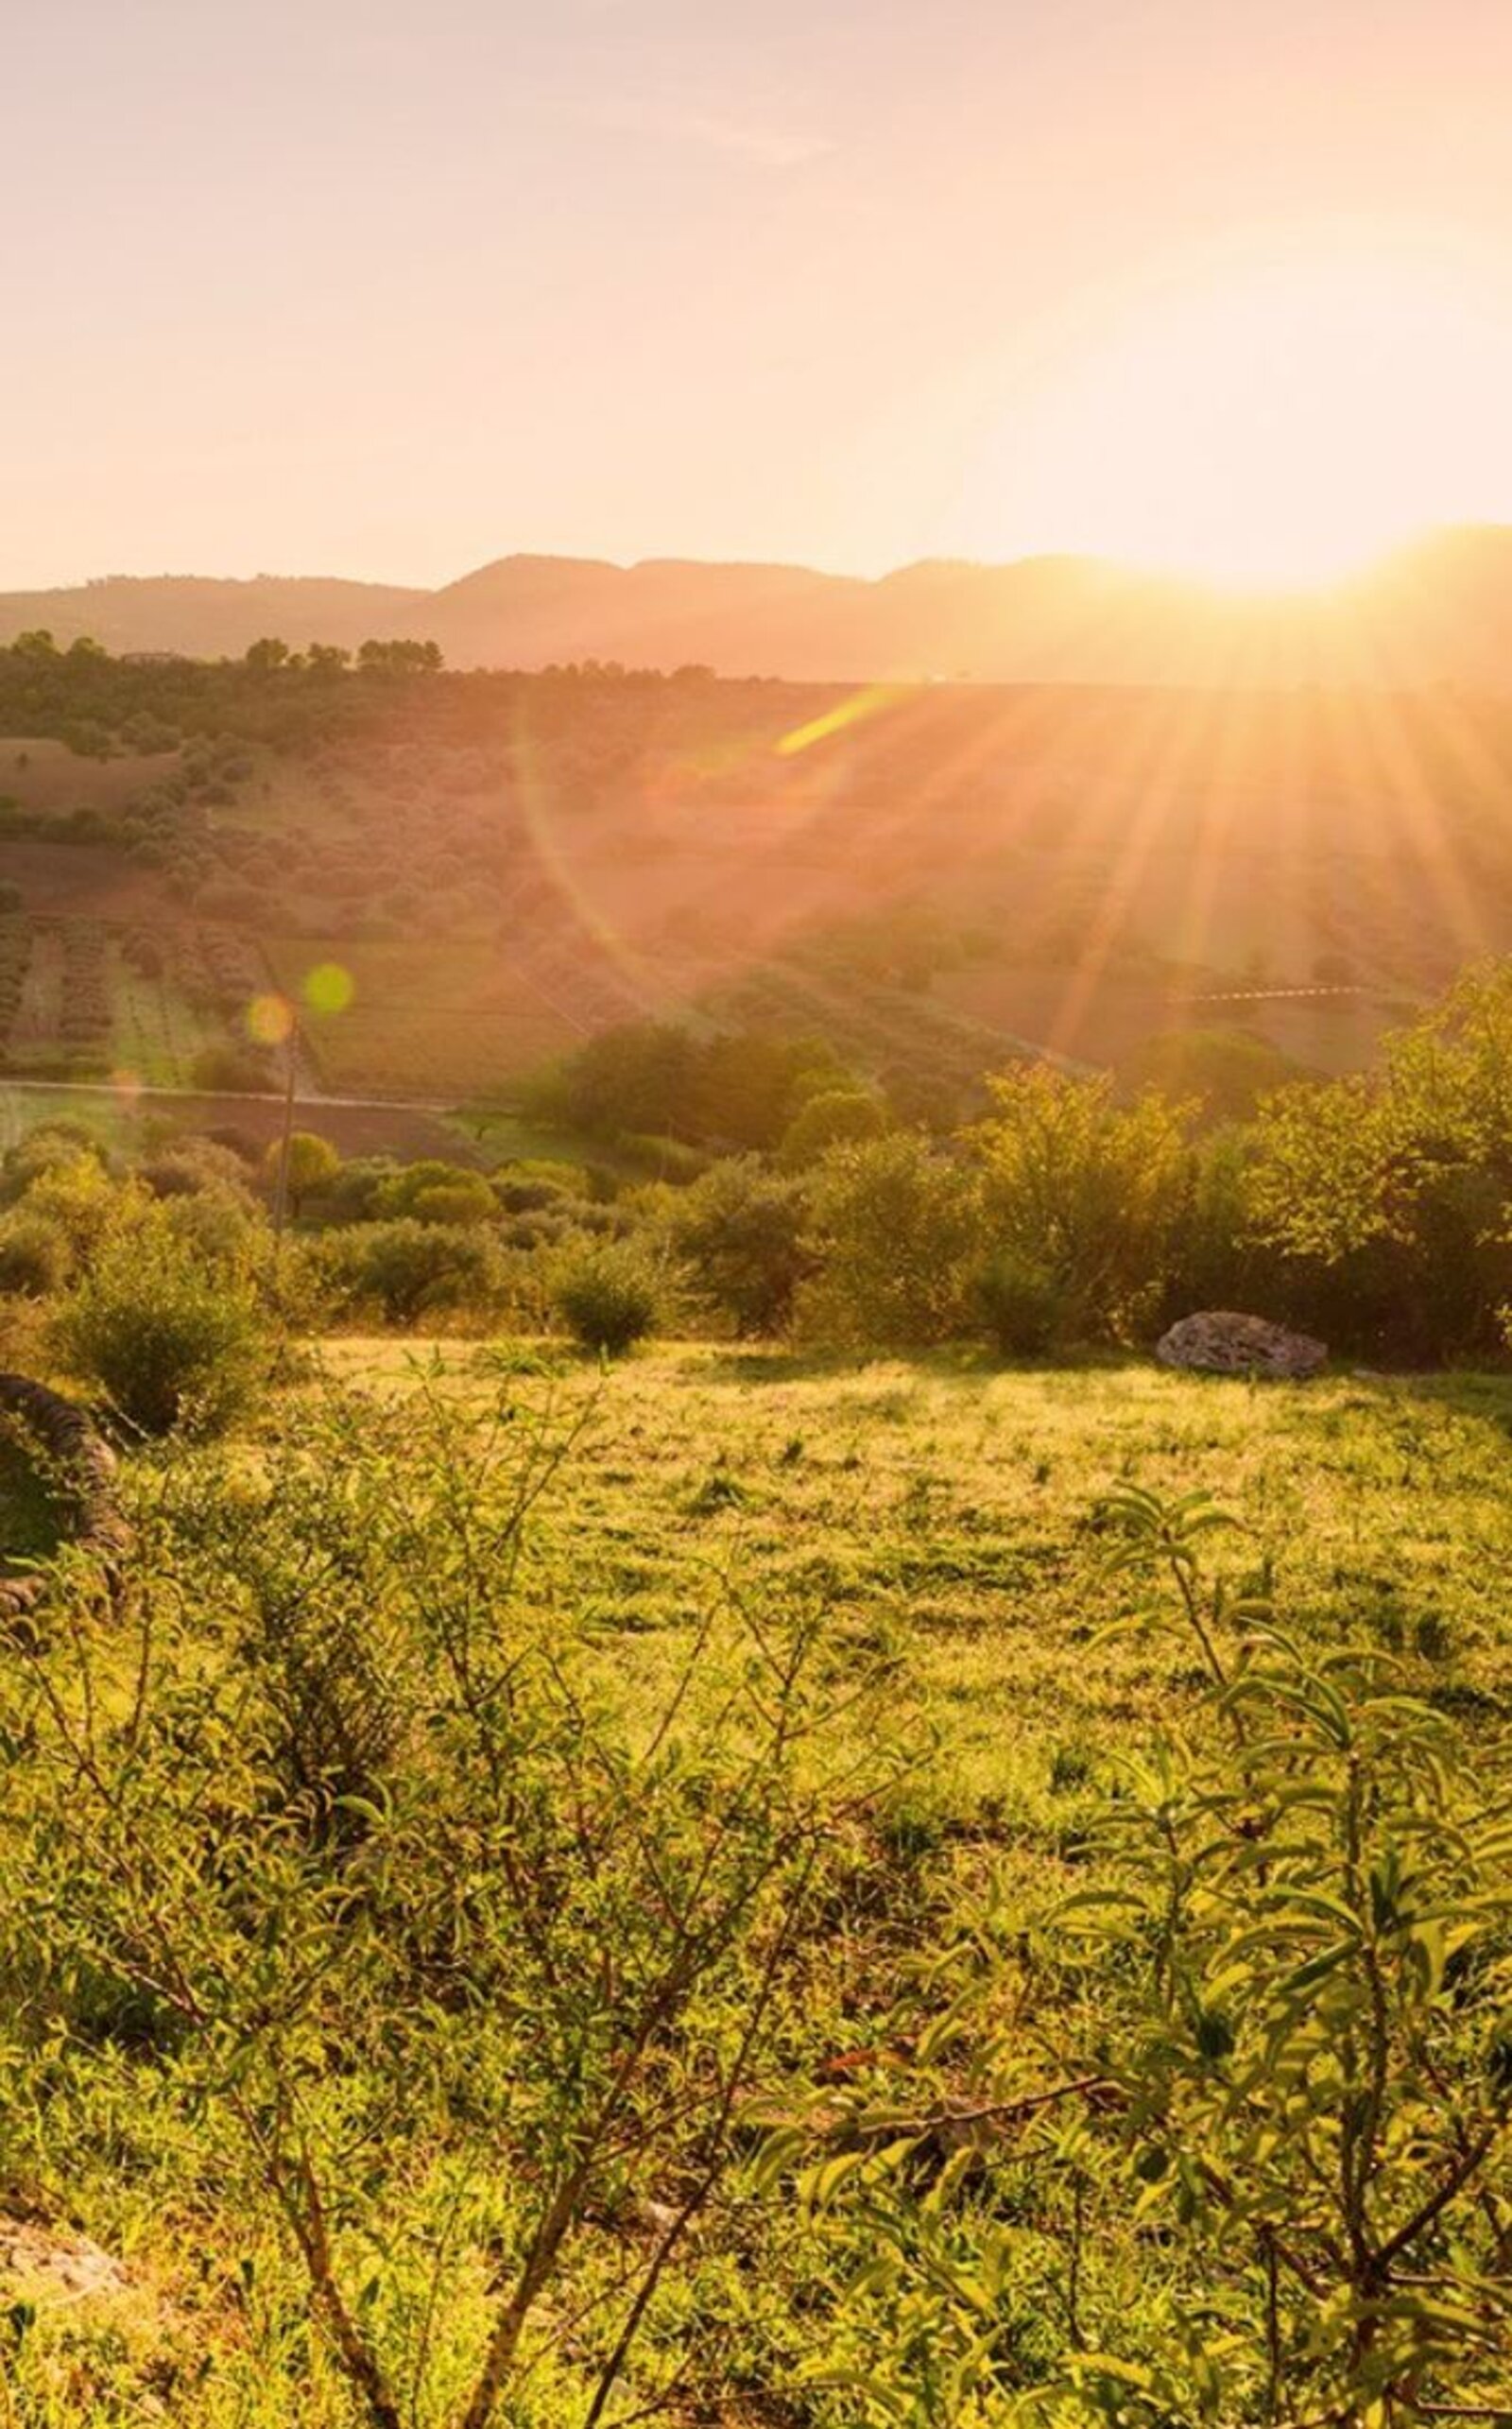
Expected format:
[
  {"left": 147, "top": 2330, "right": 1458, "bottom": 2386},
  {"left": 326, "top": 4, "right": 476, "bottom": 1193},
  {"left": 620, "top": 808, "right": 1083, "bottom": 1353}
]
[{"left": 271, "top": 1012, "right": 299, "bottom": 1249}]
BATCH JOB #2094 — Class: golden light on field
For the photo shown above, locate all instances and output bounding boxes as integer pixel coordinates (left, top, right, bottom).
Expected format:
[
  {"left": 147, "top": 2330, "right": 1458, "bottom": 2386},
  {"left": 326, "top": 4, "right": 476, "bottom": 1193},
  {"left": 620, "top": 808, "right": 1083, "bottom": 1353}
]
[{"left": 963, "top": 244, "right": 1512, "bottom": 592}]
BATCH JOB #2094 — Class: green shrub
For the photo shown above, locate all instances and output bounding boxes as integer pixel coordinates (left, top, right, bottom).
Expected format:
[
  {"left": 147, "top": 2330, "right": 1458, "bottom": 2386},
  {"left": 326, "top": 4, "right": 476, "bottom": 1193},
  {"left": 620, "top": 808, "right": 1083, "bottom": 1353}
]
[
  {"left": 308, "top": 1217, "right": 499, "bottom": 1327},
  {"left": 21, "top": 1151, "right": 127, "bottom": 1265},
  {"left": 0, "top": 1122, "right": 105, "bottom": 1203},
  {"left": 617, "top": 1130, "right": 711, "bottom": 1182},
  {"left": 161, "top": 1184, "right": 266, "bottom": 1280},
  {"left": 138, "top": 1139, "right": 254, "bottom": 1201},
  {"left": 321, "top": 1153, "right": 400, "bottom": 1222},
  {"left": 1, "top": 1379, "right": 873, "bottom": 2427},
  {"left": 670, "top": 1156, "right": 812, "bottom": 1335},
  {"left": 0, "top": 1211, "right": 71, "bottom": 1298},
  {"left": 490, "top": 1158, "right": 589, "bottom": 1214},
  {"left": 189, "top": 1043, "right": 271, "bottom": 1093},
  {"left": 971, "top": 1245, "right": 1066, "bottom": 1354},
  {"left": 778, "top": 1087, "right": 887, "bottom": 1171},
  {"left": 1245, "top": 968, "right": 1512, "bottom": 1357},
  {"left": 972, "top": 1065, "right": 1193, "bottom": 1343},
  {"left": 54, "top": 1219, "right": 269, "bottom": 1435},
  {"left": 409, "top": 1175, "right": 496, "bottom": 1228},
  {"left": 799, "top": 1488, "right": 1512, "bottom": 2420},
  {"left": 262, "top": 1129, "right": 341, "bottom": 1217},
  {"left": 800, "top": 1131, "right": 982, "bottom": 1349},
  {"left": 551, "top": 1240, "right": 662, "bottom": 1355}
]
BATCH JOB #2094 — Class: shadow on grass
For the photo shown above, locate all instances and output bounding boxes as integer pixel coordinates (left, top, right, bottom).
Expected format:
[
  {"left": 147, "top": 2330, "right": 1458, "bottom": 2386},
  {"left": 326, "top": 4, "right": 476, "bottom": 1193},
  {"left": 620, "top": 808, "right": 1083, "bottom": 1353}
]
[
  {"left": 675, "top": 1341, "right": 1144, "bottom": 1388},
  {"left": 676, "top": 1342, "right": 1512, "bottom": 1420}
]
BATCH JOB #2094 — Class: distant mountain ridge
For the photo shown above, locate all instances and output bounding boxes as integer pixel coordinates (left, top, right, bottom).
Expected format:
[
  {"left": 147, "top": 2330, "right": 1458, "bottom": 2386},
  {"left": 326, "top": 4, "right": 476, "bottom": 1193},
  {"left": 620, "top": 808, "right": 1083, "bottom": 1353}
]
[{"left": 5, "top": 527, "right": 1512, "bottom": 685}]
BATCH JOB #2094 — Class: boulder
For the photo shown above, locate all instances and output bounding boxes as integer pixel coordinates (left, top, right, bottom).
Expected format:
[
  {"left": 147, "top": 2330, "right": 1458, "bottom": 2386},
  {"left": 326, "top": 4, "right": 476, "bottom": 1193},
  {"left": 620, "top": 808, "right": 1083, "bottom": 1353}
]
[{"left": 1156, "top": 1311, "right": 1328, "bottom": 1380}]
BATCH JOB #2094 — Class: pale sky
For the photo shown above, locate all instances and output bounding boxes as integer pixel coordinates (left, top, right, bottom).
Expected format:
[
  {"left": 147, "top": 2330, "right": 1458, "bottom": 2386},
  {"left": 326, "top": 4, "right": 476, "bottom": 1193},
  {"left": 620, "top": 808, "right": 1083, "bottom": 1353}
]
[{"left": 8, "top": 0, "right": 1512, "bottom": 589}]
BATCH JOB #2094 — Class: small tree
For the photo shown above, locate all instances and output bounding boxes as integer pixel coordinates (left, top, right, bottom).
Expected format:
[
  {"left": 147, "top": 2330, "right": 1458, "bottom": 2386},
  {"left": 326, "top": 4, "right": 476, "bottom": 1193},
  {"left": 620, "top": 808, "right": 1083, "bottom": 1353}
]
[
  {"left": 264, "top": 1129, "right": 340, "bottom": 1219},
  {"left": 972, "top": 1066, "right": 1192, "bottom": 1341},
  {"left": 1245, "top": 964, "right": 1512, "bottom": 1357},
  {"left": 801, "top": 1132, "right": 981, "bottom": 1349},
  {"left": 671, "top": 1157, "right": 812, "bottom": 1334},
  {"left": 306, "top": 1218, "right": 499, "bottom": 1327}
]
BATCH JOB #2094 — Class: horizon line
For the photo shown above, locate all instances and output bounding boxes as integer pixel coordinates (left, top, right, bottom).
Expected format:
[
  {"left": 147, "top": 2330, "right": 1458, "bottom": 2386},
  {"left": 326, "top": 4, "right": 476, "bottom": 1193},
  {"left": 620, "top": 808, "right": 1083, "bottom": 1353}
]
[{"left": 7, "top": 520, "right": 1512, "bottom": 608}]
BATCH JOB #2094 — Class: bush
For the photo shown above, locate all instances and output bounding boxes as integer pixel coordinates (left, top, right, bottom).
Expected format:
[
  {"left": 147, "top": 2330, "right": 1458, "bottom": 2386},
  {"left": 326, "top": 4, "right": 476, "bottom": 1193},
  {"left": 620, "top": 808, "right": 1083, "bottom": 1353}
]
[
  {"left": 321, "top": 1154, "right": 400, "bottom": 1223},
  {"left": 778, "top": 1088, "right": 887, "bottom": 1171},
  {"left": 0, "top": 1122, "right": 104, "bottom": 1204},
  {"left": 800, "top": 1132, "right": 982, "bottom": 1350},
  {"left": 804, "top": 1489, "right": 1512, "bottom": 2420},
  {"left": 1244, "top": 968, "right": 1512, "bottom": 1358},
  {"left": 490, "top": 1159, "right": 589, "bottom": 1214},
  {"left": 189, "top": 1044, "right": 272, "bottom": 1093},
  {"left": 138, "top": 1140, "right": 254, "bottom": 1201},
  {"left": 551, "top": 1241, "right": 662, "bottom": 1355},
  {"left": 973, "top": 1066, "right": 1193, "bottom": 1342},
  {"left": 670, "top": 1156, "right": 812, "bottom": 1335},
  {"left": 161, "top": 1185, "right": 267, "bottom": 1280},
  {"left": 54, "top": 1218, "right": 269, "bottom": 1435},
  {"left": 373, "top": 1159, "right": 490, "bottom": 1221},
  {"left": 409, "top": 1175, "right": 496, "bottom": 1228},
  {"left": 617, "top": 1132, "right": 711, "bottom": 1183},
  {"left": 0, "top": 1212, "right": 71, "bottom": 1298},
  {"left": 971, "top": 1246, "right": 1067, "bottom": 1355},
  {"left": 21, "top": 1151, "right": 124, "bottom": 1265},
  {"left": 307, "top": 1218, "right": 499, "bottom": 1327}
]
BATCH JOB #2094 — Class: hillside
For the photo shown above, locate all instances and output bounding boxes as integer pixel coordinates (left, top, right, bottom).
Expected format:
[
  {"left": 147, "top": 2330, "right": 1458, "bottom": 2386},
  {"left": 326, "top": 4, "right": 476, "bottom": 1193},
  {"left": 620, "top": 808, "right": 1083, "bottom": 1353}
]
[
  {"left": 8, "top": 525, "right": 1512, "bottom": 684},
  {"left": 3, "top": 641, "right": 1512, "bottom": 1114}
]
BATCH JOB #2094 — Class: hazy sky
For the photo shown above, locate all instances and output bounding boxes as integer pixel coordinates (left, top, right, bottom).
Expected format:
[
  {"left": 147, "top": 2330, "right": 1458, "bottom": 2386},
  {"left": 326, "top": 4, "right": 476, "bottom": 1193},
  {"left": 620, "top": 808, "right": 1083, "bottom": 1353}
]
[{"left": 8, "top": 0, "right": 1512, "bottom": 587}]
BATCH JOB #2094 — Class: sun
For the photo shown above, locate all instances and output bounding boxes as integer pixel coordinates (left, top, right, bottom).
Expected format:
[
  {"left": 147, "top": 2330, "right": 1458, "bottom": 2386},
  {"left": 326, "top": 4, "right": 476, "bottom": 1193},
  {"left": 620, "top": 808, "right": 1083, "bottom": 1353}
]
[{"left": 954, "top": 240, "right": 1512, "bottom": 593}]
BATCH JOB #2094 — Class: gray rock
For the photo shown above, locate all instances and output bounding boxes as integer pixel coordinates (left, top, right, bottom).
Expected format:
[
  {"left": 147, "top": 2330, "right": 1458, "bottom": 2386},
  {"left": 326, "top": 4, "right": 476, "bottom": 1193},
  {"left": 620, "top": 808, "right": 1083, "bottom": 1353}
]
[{"left": 1156, "top": 1311, "right": 1328, "bottom": 1380}]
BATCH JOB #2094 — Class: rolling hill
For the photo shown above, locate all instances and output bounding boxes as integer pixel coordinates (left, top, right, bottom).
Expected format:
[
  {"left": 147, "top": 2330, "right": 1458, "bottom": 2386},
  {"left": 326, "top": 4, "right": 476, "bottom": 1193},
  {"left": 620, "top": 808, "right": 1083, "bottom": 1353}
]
[{"left": 6, "top": 526, "right": 1512, "bottom": 685}]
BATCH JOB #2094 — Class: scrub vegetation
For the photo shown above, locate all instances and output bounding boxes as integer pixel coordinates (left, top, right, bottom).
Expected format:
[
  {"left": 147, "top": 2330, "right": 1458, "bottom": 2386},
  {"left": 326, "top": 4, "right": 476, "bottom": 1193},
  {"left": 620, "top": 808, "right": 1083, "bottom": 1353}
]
[{"left": 5, "top": 1344, "right": 1512, "bottom": 2423}]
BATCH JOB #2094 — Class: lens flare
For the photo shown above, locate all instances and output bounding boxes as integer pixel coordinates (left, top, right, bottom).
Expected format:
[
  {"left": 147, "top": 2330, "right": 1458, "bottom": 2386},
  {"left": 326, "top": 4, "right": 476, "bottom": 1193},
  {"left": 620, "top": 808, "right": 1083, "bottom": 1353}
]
[
  {"left": 776, "top": 686, "right": 902, "bottom": 759},
  {"left": 248, "top": 992, "right": 295, "bottom": 1047},
  {"left": 304, "top": 961, "right": 354, "bottom": 1016}
]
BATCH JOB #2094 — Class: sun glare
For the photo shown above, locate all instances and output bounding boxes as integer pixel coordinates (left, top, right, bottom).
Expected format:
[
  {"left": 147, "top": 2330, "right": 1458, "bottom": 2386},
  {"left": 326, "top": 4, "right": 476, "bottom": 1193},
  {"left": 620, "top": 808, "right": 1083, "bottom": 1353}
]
[{"left": 962, "top": 245, "right": 1512, "bottom": 593}]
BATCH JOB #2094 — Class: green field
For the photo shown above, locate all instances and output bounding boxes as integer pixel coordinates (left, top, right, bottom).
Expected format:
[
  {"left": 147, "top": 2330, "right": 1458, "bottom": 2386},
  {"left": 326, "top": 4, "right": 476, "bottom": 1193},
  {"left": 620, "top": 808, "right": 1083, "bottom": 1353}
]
[
  {"left": 8, "top": 1345, "right": 1512, "bottom": 2422},
  {"left": 319, "top": 1342, "right": 1512, "bottom": 1807}
]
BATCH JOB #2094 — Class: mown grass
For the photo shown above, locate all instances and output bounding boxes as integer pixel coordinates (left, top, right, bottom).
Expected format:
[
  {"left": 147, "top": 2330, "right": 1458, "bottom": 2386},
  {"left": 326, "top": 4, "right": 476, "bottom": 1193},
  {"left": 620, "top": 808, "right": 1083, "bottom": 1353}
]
[{"left": 8, "top": 1341, "right": 1512, "bottom": 2421}]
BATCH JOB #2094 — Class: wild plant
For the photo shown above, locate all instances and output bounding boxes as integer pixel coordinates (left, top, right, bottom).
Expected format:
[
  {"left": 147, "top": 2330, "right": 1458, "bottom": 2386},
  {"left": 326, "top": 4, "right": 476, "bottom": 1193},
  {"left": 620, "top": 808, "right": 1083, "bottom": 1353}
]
[
  {"left": 786, "top": 1486, "right": 1512, "bottom": 2426},
  {"left": 0, "top": 1370, "right": 889, "bottom": 2426}
]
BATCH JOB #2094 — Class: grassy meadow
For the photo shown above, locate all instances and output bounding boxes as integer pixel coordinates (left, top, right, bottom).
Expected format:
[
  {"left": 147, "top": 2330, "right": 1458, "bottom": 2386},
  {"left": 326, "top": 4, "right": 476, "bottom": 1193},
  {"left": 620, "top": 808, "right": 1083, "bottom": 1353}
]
[
  {"left": 9, "top": 1340, "right": 1512, "bottom": 2424},
  {"left": 321, "top": 1339, "right": 1512, "bottom": 1810}
]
